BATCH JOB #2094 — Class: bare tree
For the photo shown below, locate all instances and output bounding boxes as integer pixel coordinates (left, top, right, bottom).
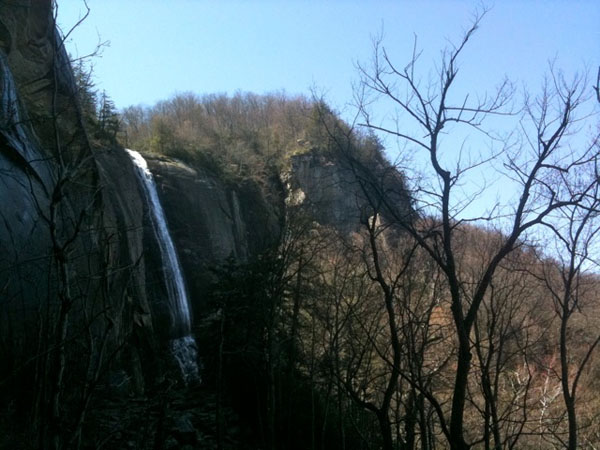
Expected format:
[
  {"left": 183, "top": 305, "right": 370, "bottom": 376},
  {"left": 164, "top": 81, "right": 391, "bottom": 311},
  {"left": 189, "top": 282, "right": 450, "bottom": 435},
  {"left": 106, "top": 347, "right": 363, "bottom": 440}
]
[
  {"left": 470, "top": 247, "right": 543, "bottom": 449},
  {"left": 351, "top": 9, "right": 600, "bottom": 449},
  {"left": 531, "top": 171, "right": 600, "bottom": 449}
]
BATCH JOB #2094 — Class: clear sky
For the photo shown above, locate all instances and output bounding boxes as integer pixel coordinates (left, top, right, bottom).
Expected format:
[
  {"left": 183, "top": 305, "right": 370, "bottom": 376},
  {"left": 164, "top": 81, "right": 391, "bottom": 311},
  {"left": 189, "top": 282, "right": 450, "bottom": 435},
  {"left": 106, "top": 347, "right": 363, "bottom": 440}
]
[
  {"left": 57, "top": 0, "right": 599, "bottom": 222},
  {"left": 58, "top": 0, "right": 599, "bottom": 112}
]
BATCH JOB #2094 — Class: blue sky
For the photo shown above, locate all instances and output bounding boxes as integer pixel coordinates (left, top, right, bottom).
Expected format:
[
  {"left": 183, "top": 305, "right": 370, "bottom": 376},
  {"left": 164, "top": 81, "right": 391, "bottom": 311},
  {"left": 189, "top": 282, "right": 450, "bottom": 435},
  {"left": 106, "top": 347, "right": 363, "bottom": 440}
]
[
  {"left": 58, "top": 1, "right": 599, "bottom": 222},
  {"left": 58, "top": 0, "right": 599, "bottom": 112}
]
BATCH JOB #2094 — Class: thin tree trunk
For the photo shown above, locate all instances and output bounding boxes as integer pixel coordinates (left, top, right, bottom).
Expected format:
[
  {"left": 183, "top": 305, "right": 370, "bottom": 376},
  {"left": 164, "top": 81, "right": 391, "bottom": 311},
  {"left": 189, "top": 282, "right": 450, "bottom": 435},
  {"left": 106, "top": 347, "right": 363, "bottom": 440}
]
[
  {"left": 47, "top": 255, "right": 72, "bottom": 450},
  {"left": 449, "top": 339, "right": 471, "bottom": 450},
  {"left": 560, "top": 308, "right": 577, "bottom": 450}
]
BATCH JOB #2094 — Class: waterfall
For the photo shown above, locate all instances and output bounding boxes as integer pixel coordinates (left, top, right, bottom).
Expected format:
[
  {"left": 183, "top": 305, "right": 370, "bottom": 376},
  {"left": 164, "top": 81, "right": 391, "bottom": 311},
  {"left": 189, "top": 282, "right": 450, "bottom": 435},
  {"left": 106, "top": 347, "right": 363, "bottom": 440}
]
[{"left": 126, "top": 149, "right": 199, "bottom": 383}]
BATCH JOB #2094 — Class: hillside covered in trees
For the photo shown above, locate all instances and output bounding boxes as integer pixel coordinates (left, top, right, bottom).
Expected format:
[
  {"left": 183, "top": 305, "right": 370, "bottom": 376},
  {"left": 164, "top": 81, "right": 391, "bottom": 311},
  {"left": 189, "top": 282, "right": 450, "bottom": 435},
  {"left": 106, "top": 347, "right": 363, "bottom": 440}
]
[
  {"left": 1, "top": 2, "right": 600, "bottom": 450},
  {"left": 119, "top": 91, "right": 389, "bottom": 181}
]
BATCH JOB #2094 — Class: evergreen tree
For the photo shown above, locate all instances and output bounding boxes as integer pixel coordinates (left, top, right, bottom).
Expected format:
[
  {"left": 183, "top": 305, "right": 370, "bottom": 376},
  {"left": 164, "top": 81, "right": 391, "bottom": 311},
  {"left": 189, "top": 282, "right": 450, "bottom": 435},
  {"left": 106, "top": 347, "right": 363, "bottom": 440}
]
[
  {"left": 97, "top": 90, "right": 120, "bottom": 139},
  {"left": 72, "top": 59, "right": 97, "bottom": 124}
]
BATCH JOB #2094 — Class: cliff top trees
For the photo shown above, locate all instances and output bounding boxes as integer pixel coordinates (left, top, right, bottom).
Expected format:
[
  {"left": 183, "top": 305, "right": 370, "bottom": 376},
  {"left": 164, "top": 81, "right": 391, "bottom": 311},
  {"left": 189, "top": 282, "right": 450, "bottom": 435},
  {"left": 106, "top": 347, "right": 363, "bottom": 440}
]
[{"left": 119, "top": 92, "right": 389, "bottom": 182}]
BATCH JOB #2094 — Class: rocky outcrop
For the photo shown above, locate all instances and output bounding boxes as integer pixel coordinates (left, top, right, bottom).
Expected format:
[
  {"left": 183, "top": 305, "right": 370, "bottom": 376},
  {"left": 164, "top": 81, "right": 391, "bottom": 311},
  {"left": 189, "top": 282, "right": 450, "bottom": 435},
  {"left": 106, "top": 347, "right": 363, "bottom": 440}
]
[
  {"left": 0, "top": 1, "right": 281, "bottom": 381},
  {"left": 285, "top": 149, "right": 412, "bottom": 235},
  {"left": 0, "top": 5, "right": 59, "bottom": 350},
  {"left": 0, "top": 3, "right": 58, "bottom": 318},
  {"left": 285, "top": 152, "right": 366, "bottom": 234}
]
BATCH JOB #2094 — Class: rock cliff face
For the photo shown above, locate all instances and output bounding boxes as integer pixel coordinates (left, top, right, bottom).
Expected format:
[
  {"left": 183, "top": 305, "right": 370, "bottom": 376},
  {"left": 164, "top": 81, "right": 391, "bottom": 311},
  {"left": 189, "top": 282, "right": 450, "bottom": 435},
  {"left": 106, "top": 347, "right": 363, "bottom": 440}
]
[
  {"left": 285, "top": 152, "right": 365, "bottom": 234},
  {"left": 0, "top": 2, "right": 160, "bottom": 391},
  {"left": 0, "top": 4, "right": 56, "bottom": 314},
  {"left": 146, "top": 155, "right": 282, "bottom": 320},
  {"left": 284, "top": 149, "right": 412, "bottom": 236}
]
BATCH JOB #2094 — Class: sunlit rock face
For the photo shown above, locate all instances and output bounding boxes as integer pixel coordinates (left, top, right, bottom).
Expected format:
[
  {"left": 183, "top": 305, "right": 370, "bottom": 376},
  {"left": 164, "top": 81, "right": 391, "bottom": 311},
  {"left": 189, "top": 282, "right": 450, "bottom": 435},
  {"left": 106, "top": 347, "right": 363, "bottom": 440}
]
[
  {"left": 284, "top": 152, "right": 367, "bottom": 234},
  {"left": 284, "top": 150, "right": 412, "bottom": 235},
  {"left": 0, "top": 1, "right": 85, "bottom": 161}
]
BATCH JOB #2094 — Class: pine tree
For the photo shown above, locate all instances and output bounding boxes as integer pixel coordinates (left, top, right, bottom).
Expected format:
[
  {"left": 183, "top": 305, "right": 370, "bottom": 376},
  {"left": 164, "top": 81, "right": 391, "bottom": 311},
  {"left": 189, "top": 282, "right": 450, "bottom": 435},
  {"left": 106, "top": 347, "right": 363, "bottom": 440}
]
[
  {"left": 72, "top": 59, "right": 97, "bottom": 124},
  {"left": 97, "top": 90, "right": 120, "bottom": 140}
]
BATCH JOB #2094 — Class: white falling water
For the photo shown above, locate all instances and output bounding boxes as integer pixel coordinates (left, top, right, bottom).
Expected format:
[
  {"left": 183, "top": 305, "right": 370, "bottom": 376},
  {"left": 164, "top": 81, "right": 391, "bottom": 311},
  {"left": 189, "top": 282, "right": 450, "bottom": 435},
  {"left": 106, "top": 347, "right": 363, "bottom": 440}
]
[{"left": 126, "top": 149, "right": 199, "bottom": 383}]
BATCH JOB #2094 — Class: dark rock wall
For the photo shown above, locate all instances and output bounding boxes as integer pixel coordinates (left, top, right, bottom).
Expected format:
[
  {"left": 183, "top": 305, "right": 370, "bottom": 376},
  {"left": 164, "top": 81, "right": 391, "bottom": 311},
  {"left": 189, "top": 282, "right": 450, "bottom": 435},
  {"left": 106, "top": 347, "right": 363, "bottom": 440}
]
[
  {"left": 0, "top": 4, "right": 57, "bottom": 352},
  {"left": 0, "top": 2, "right": 158, "bottom": 389},
  {"left": 147, "top": 156, "right": 282, "bottom": 320},
  {"left": 0, "top": 0, "right": 283, "bottom": 374}
]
